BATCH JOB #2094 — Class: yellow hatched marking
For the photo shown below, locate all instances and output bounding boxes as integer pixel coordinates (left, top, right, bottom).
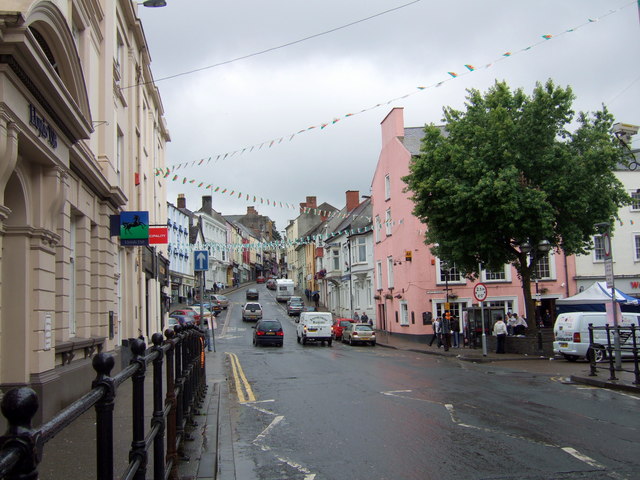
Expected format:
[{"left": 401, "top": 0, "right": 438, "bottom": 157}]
[{"left": 226, "top": 352, "right": 256, "bottom": 403}]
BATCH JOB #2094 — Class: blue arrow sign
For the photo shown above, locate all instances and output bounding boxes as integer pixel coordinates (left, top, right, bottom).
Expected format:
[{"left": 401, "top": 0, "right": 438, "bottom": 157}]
[{"left": 194, "top": 250, "right": 209, "bottom": 272}]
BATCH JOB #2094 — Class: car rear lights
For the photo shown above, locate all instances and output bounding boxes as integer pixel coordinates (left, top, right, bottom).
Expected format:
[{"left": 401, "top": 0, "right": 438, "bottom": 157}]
[
  {"left": 573, "top": 332, "right": 581, "bottom": 343},
  {"left": 276, "top": 331, "right": 284, "bottom": 336},
  {"left": 352, "top": 331, "right": 358, "bottom": 336},
  {"left": 256, "top": 330, "right": 265, "bottom": 336}
]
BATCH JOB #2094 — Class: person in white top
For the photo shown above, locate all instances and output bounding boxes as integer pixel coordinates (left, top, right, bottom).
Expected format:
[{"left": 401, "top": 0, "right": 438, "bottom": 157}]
[
  {"left": 513, "top": 313, "right": 528, "bottom": 336},
  {"left": 493, "top": 316, "right": 508, "bottom": 353}
]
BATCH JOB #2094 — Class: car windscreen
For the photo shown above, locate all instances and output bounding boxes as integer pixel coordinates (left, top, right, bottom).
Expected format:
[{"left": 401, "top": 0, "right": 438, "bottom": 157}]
[
  {"left": 355, "top": 325, "right": 373, "bottom": 331},
  {"left": 245, "top": 303, "right": 261, "bottom": 310},
  {"left": 339, "top": 321, "right": 352, "bottom": 327},
  {"left": 258, "top": 321, "right": 281, "bottom": 330}
]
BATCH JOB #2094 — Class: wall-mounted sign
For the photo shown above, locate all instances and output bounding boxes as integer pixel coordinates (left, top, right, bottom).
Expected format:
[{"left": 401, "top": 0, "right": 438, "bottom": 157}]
[
  {"left": 29, "top": 104, "right": 57, "bottom": 148},
  {"left": 120, "top": 211, "right": 149, "bottom": 246},
  {"left": 149, "top": 226, "right": 168, "bottom": 244}
]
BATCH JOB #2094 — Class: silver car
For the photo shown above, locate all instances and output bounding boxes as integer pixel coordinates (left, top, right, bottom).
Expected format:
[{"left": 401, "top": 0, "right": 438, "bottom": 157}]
[
  {"left": 342, "top": 323, "right": 376, "bottom": 346},
  {"left": 211, "top": 294, "right": 229, "bottom": 309},
  {"left": 242, "top": 302, "right": 263, "bottom": 321}
]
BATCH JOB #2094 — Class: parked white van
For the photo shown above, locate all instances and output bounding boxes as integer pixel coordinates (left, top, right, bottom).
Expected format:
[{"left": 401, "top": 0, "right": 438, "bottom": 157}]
[
  {"left": 297, "top": 312, "right": 333, "bottom": 346},
  {"left": 275, "top": 279, "right": 295, "bottom": 302},
  {"left": 553, "top": 311, "right": 640, "bottom": 362}
]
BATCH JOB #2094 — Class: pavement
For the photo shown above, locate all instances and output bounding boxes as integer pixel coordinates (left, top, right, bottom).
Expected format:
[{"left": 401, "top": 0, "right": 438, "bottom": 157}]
[{"left": 173, "top": 285, "right": 640, "bottom": 479}]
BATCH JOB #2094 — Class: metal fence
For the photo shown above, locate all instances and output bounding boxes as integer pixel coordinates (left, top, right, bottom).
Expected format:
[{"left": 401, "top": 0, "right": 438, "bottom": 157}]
[
  {"left": 588, "top": 323, "right": 640, "bottom": 384},
  {"left": 0, "top": 324, "right": 206, "bottom": 480}
]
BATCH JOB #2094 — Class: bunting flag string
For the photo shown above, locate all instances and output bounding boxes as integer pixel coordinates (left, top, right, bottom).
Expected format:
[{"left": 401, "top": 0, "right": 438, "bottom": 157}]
[
  {"left": 162, "top": 4, "right": 631, "bottom": 172},
  {"left": 155, "top": 169, "right": 373, "bottom": 222},
  {"left": 166, "top": 225, "right": 375, "bottom": 253}
]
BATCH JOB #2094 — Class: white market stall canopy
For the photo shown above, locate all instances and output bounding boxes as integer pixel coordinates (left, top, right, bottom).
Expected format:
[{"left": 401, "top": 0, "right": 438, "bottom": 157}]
[{"left": 557, "top": 281, "right": 639, "bottom": 306}]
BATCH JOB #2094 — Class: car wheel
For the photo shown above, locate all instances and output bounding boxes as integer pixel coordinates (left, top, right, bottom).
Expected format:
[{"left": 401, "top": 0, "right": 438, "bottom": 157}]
[
  {"left": 302, "top": 336, "right": 307, "bottom": 345},
  {"left": 349, "top": 337, "right": 354, "bottom": 346},
  {"left": 327, "top": 339, "right": 332, "bottom": 347},
  {"left": 587, "top": 346, "right": 606, "bottom": 363},
  {"left": 563, "top": 354, "right": 578, "bottom": 362}
]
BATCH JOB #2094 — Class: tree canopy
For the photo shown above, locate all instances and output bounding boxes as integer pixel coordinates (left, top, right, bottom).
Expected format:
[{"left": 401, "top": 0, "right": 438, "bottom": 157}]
[{"left": 403, "top": 80, "right": 630, "bottom": 325}]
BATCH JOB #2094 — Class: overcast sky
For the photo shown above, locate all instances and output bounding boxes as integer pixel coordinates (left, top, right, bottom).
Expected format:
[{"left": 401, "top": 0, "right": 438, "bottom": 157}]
[{"left": 137, "top": 0, "right": 640, "bottom": 235}]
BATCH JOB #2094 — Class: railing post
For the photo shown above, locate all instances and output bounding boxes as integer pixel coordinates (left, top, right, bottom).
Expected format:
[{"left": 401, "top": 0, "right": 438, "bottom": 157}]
[
  {"left": 588, "top": 323, "right": 597, "bottom": 376},
  {"left": 129, "top": 338, "right": 148, "bottom": 480},
  {"left": 164, "top": 329, "right": 179, "bottom": 480},
  {"left": 0, "top": 387, "right": 41, "bottom": 480},
  {"left": 605, "top": 326, "right": 618, "bottom": 381},
  {"left": 631, "top": 324, "right": 639, "bottom": 385},
  {"left": 91, "top": 353, "right": 116, "bottom": 480},
  {"left": 151, "top": 333, "right": 165, "bottom": 480}
]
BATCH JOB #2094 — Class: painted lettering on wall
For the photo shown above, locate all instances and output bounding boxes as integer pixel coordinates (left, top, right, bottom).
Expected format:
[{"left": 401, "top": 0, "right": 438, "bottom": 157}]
[
  {"left": 29, "top": 104, "right": 58, "bottom": 148},
  {"left": 631, "top": 281, "right": 640, "bottom": 289}
]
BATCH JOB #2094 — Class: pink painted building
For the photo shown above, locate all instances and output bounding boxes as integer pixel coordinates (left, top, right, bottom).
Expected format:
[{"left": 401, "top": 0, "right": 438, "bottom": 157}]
[{"left": 371, "top": 108, "right": 576, "bottom": 339}]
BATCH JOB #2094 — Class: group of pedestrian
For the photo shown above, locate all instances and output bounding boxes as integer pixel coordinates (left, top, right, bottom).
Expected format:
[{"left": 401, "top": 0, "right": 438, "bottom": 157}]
[
  {"left": 428, "top": 313, "right": 461, "bottom": 351},
  {"left": 353, "top": 311, "right": 372, "bottom": 327}
]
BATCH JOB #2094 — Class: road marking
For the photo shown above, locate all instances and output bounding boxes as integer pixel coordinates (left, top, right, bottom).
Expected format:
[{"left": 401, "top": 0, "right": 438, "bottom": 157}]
[
  {"left": 382, "top": 389, "right": 625, "bottom": 476},
  {"left": 226, "top": 352, "right": 256, "bottom": 403},
  {"left": 561, "top": 447, "right": 606, "bottom": 469},
  {"left": 253, "top": 415, "right": 284, "bottom": 444}
]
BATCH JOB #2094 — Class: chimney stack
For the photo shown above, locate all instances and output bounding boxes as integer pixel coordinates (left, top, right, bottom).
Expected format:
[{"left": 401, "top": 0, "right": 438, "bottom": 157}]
[
  {"left": 306, "top": 196, "right": 317, "bottom": 209},
  {"left": 202, "top": 195, "right": 212, "bottom": 211},
  {"left": 346, "top": 190, "right": 360, "bottom": 212},
  {"left": 177, "top": 194, "right": 186, "bottom": 209},
  {"left": 247, "top": 206, "right": 258, "bottom": 215}
]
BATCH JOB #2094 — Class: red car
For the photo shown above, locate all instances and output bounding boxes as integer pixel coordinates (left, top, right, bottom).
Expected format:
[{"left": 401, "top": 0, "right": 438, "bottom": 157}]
[
  {"left": 332, "top": 318, "right": 356, "bottom": 340},
  {"left": 256, "top": 276, "right": 265, "bottom": 284}
]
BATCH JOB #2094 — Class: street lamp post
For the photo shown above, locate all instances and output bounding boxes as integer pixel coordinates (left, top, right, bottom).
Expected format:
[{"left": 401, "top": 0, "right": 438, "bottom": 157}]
[
  {"left": 595, "top": 222, "right": 622, "bottom": 370},
  {"left": 519, "top": 239, "right": 552, "bottom": 350}
]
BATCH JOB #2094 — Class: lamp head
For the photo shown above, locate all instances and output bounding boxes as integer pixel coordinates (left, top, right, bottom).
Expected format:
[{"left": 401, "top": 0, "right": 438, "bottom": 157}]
[{"left": 142, "top": 0, "right": 167, "bottom": 7}]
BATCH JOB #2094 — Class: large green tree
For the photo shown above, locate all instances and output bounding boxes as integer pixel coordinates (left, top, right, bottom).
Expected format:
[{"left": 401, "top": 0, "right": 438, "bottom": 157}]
[{"left": 403, "top": 80, "right": 630, "bottom": 329}]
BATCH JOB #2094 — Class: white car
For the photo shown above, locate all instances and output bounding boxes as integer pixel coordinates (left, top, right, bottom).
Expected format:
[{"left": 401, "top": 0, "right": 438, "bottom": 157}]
[{"left": 296, "top": 312, "right": 333, "bottom": 346}]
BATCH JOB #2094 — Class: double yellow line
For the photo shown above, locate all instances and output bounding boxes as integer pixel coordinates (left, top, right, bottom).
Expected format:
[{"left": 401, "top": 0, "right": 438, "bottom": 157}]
[{"left": 226, "top": 352, "right": 256, "bottom": 403}]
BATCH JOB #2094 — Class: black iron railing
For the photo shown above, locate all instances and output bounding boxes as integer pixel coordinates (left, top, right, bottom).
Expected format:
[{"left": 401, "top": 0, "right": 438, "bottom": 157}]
[
  {"left": 588, "top": 323, "right": 640, "bottom": 384},
  {"left": 0, "top": 324, "right": 207, "bottom": 480}
]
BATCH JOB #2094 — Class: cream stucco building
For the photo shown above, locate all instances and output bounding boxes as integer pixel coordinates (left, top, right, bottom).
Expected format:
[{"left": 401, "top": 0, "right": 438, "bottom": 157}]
[{"left": 0, "top": 0, "right": 169, "bottom": 423}]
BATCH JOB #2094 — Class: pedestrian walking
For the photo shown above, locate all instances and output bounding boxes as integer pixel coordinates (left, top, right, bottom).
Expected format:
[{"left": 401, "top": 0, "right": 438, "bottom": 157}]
[
  {"left": 493, "top": 315, "right": 508, "bottom": 353},
  {"left": 451, "top": 316, "right": 461, "bottom": 348},
  {"left": 353, "top": 311, "right": 360, "bottom": 322},
  {"left": 441, "top": 313, "right": 452, "bottom": 351},
  {"left": 360, "top": 312, "right": 369, "bottom": 325},
  {"left": 429, "top": 317, "right": 441, "bottom": 347},
  {"left": 312, "top": 291, "right": 320, "bottom": 309}
]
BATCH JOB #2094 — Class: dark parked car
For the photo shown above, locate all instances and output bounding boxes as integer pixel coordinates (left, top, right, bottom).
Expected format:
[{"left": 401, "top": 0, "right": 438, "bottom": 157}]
[
  {"left": 167, "top": 314, "right": 192, "bottom": 328},
  {"left": 253, "top": 319, "right": 284, "bottom": 347},
  {"left": 246, "top": 288, "right": 259, "bottom": 300}
]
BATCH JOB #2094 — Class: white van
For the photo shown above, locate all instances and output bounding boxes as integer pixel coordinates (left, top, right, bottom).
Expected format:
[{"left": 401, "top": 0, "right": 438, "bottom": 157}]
[
  {"left": 553, "top": 311, "right": 640, "bottom": 362},
  {"left": 297, "top": 312, "right": 333, "bottom": 346},
  {"left": 275, "top": 279, "right": 295, "bottom": 302}
]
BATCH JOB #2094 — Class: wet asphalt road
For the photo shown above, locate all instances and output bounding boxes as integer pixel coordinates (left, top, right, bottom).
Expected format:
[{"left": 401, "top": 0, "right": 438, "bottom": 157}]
[{"left": 218, "top": 285, "right": 640, "bottom": 480}]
